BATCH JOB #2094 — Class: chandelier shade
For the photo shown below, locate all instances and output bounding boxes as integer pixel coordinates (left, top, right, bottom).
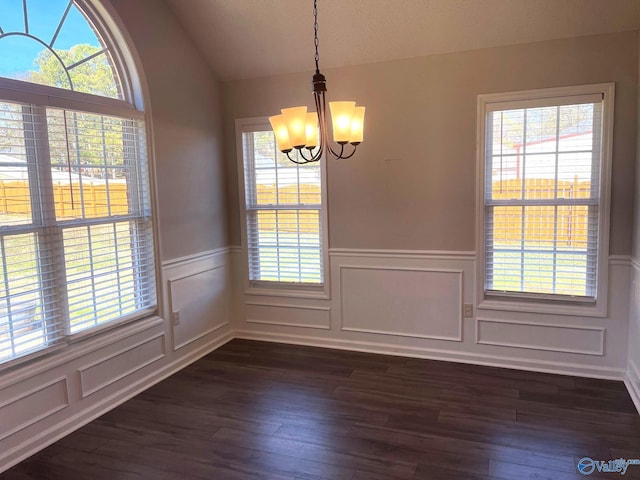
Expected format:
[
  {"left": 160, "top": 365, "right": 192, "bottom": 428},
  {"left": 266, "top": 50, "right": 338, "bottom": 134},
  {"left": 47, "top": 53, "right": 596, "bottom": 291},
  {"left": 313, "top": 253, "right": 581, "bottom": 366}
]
[{"left": 269, "top": 0, "right": 366, "bottom": 164}]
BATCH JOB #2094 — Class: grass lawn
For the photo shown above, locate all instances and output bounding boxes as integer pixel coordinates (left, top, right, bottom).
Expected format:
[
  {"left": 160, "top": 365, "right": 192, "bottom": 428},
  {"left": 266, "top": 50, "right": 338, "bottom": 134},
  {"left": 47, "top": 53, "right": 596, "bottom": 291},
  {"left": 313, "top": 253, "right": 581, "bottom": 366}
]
[
  {"left": 0, "top": 213, "right": 150, "bottom": 361},
  {"left": 251, "top": 231, "right": 323, "bottom": 284},
  {"left": 491, "top": 244, "right": 589, "bottom": 296},
  {"left": 251, "top": 231, "right": 590, "bottom": 296}
]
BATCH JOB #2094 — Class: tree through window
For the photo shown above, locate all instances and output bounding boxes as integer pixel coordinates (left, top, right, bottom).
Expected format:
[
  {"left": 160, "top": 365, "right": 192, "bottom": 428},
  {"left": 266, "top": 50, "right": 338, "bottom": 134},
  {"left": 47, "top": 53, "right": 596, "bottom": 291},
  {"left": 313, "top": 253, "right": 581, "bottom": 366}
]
[{"left": 0, "top": 0, "right": 122, "bottom": 98}]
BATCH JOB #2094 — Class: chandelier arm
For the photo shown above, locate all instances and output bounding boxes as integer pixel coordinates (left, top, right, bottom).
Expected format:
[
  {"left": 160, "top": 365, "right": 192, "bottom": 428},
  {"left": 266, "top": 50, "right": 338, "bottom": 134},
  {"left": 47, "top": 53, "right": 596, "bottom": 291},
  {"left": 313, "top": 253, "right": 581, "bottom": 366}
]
[
  {"left": 297, "top": 148, "right": 313, "bottom": 162},
  {"left": 327, "top": 143, "right": 344, "bottom": 158},
  {"left": 328, "top": 142, "right": 358, "bottom": 160},
  {"left": 286, "top": 151, "right": 313, "bottom": 164},
  {"left": 338, "top": 144, "right": 358, "bottom": 159},
  {"left": 297, "top": 147, "right": 322, "bottom": 163}
]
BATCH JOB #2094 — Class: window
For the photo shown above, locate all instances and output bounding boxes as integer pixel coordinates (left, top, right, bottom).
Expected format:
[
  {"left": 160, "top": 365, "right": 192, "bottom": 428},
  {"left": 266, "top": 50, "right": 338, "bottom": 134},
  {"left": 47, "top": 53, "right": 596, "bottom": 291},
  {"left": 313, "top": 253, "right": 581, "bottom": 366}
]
[
  {"left": 239, "top": 122, "right": 325, "bottom": 291},
  {"left": 477, "top": 84, "right": 613, "bottom": 308},
  {"left": 0, "top": 0, "right": 122, "bottom": 98},
  {"left": 0, "top": 1, "right": 156, "bottom": 365}
]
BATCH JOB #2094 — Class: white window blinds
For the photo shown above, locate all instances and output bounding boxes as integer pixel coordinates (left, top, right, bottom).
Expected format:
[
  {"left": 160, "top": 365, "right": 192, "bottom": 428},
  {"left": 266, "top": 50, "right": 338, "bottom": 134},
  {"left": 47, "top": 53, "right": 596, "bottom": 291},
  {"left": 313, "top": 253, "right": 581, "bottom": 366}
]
[
  {"left": 242, "top": 129, "right": 324, "bottom": 285},
  {"left": 483, "top": 94, "right": 604, "bottom": 299},
  {"left": 0, "top": 99, "right": 155, "bottom": 364}
]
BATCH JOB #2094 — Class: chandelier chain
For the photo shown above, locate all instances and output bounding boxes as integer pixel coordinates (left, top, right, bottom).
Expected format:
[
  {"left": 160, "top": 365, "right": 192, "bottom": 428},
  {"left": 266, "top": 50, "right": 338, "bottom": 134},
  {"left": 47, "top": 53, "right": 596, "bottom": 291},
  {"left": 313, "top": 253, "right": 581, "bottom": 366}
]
[{"left": 313, "top": 0, "right": 319, "bottom": 73}]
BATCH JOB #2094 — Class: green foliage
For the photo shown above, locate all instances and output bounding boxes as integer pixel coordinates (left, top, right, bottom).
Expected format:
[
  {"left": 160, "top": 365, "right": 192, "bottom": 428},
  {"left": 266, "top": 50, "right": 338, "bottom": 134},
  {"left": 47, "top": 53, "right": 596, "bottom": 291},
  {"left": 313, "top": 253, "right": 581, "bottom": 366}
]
[
  {"left": 0, "top": 104, "right": 26, "bottom": 156},
  {"left": 29, "top": 44, "right": 119, "bottom": 99},
  {"left": 46, "top": 109, "right": 128, "bottom": 173},
  {"left": 253, "top": 130, "right": 319, "bottom": 169},
  {"left": 4, "top": 45, "right": 127, "bottom": 171}
]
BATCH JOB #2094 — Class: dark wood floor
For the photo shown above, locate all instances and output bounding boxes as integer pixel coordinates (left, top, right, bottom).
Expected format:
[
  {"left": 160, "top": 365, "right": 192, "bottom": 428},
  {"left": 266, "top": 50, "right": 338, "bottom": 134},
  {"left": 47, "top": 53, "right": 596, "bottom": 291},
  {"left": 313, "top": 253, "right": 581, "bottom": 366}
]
[{"left": 3, "top": 339, "right": 640, "bottom": 479}]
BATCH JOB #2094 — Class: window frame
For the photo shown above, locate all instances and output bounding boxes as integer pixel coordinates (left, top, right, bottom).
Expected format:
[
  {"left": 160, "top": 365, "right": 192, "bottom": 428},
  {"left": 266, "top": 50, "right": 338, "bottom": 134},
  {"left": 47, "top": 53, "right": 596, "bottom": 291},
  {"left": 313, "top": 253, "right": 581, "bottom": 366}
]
[
  {"left": 475, "top": 83, "right": 614, "bottom": 317},
  {"left": 236, "top": 117, "right": 330, "bottom": 300},
  {"left": 0, "top": 1, "right": 160, "bottom": 369}
]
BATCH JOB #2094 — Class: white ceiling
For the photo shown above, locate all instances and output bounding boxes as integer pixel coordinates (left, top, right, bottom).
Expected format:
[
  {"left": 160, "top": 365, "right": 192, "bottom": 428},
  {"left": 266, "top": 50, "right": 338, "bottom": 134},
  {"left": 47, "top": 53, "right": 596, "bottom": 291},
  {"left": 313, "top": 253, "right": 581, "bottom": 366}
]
[{"left": 165, "top": 0, "right": 640, "bottom": 82}]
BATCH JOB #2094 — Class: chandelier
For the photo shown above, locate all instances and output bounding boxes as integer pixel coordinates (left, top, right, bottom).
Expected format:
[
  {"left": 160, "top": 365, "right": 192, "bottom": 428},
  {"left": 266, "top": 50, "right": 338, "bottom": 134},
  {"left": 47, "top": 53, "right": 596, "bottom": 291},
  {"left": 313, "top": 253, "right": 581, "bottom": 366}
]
[{"left": 268, "top": 0, "right": 366, "bottom": 164}]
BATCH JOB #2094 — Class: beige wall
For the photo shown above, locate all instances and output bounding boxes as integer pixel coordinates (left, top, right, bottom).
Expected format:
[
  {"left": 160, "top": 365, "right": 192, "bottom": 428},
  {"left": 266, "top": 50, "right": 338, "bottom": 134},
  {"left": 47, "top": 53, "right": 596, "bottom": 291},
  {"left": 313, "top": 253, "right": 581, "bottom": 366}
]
[
  {"left": 223, "top": 31, "right": 638, "bottom": 254},
  {"left": 628, "top": 32, "right": 640, "bottom": 384},
  {"left": 109, "top": 0, "right": 229, "bottom": 260},
  {"left": 635, "top": 34, "right": 640, "bottom": 261}
]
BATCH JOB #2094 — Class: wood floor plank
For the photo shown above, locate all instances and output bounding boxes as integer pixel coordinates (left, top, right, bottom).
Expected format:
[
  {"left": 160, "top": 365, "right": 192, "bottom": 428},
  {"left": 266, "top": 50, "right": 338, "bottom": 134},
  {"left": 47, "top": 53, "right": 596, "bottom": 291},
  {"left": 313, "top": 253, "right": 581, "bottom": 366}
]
[
  {"left": 348, "top": 422, "right": 580, "bottom": 473},
  {"left": 412, "top": 463, "right": 498, "bottom": 480},
  {"left": 213, "top": 426, "right": 417, "bottom": 479},
  {"left": 2, "top": 339, "right": 639, "bottom": 479},
  {"left": 436, "top": 410, "right": 613, "bottom": 457},
  {"left": 489, "top": 458, "right": 629, "bottom": 480}
]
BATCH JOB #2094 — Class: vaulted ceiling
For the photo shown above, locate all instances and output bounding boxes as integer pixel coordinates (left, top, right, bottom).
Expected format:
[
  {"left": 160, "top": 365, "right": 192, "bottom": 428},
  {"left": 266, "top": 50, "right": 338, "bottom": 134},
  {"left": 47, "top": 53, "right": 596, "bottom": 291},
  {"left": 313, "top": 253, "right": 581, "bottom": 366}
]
[{"left": 165, "top": 0, "right": 640, "bottom": 81}]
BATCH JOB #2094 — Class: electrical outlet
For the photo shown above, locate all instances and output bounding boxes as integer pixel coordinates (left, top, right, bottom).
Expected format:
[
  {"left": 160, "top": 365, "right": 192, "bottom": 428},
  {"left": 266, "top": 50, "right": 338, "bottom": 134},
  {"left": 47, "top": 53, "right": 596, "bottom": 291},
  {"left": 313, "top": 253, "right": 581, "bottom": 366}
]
[
  {"left": 172, "top": 310, "right": 181, "bottom": 325},
  {"left": 463, "top": 304, "right": 473, "bottom": 318}
]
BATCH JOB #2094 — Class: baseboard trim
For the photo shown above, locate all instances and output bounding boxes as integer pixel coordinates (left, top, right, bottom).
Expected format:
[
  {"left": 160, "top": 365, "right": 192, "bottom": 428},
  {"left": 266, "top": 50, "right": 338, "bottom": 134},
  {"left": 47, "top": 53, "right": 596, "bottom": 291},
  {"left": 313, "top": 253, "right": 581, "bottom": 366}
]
[
  {"left": 625, "top": 360, "right": 640, "bottom": 414},
  {"left": 0, "top": 330, "right": 234, "bottom": 474},
  {"left": 234, "top": 330, "right": 626, "bottom": 381}
]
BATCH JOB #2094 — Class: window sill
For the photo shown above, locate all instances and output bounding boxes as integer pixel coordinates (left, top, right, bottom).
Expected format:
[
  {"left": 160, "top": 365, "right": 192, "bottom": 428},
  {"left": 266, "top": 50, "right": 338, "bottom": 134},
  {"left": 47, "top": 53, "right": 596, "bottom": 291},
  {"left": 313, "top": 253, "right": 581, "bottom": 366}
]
[
  {"left": 478, "top": 295, "right": 606, "bottom": 318},
  {"left": 67, "top": 308, "right": 157, "bottom": 344},
  {"left": 244, "top": 284, "right": 330, "bottom": 300}
]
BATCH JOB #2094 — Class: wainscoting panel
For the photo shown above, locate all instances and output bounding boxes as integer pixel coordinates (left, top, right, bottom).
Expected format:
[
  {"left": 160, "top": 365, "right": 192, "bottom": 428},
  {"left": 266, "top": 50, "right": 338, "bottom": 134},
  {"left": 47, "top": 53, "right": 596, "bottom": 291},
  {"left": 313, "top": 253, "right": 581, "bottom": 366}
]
[
  {"left": 476, "top": 318, "right": 605, "bottom": 355},
  {"left": 245, "top": 302, "right": 331, "bottom": 330},
  {"left": 235, "top": 249, "right": 630, "bottom": 381},
  {"left": 626, "top": 259, "right": 640, "bottom": 413},
  {"left": 78, "top": 333, "right": 166, "bottom": 398},
  {"left": 0, "top": 378, "right": 69, "bottom": 442},
  {"left": 626, "top": 359, "right": 640, "bottom": 414},
  {"left": 340, "top": 265, "right": 463, "bottom": 341},
  {"left": 1, "top": 247, "right": 235, "bottom": 474},
  {"left": 169, "top": 265, "right": 230, "bottom": 350}
]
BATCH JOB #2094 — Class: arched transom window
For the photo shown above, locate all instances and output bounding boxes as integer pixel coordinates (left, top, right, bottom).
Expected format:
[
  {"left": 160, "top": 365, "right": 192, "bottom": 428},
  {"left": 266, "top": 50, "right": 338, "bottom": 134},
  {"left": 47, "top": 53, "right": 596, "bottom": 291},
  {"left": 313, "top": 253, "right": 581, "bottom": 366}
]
[
  {"left": 0, "top": 0, "right": 123, "bottom": 98},
  {"left": 0, "top": 1, "right": 156, "bottom": 366}
]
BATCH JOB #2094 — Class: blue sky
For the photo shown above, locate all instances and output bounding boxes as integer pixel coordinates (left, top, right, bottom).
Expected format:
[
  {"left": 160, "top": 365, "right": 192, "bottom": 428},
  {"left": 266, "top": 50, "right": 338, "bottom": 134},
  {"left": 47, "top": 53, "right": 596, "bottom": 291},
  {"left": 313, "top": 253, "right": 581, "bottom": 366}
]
[{"left": 0, "top": 0, "right": 100, "bottom": 76}]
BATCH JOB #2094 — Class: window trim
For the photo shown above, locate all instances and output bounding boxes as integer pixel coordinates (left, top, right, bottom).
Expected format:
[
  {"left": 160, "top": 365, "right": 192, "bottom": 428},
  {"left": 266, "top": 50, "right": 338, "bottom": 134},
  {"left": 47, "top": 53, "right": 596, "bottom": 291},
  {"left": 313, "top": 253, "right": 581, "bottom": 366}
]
[
  {"left": 475, "top": 83, "right": 614, "bottom": 317},
  {"left": 0, "top": 77, "right": 142, "bottom": 118},
  {"left": 235, "top": 117, "right": 330, "bottom": 300}
]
